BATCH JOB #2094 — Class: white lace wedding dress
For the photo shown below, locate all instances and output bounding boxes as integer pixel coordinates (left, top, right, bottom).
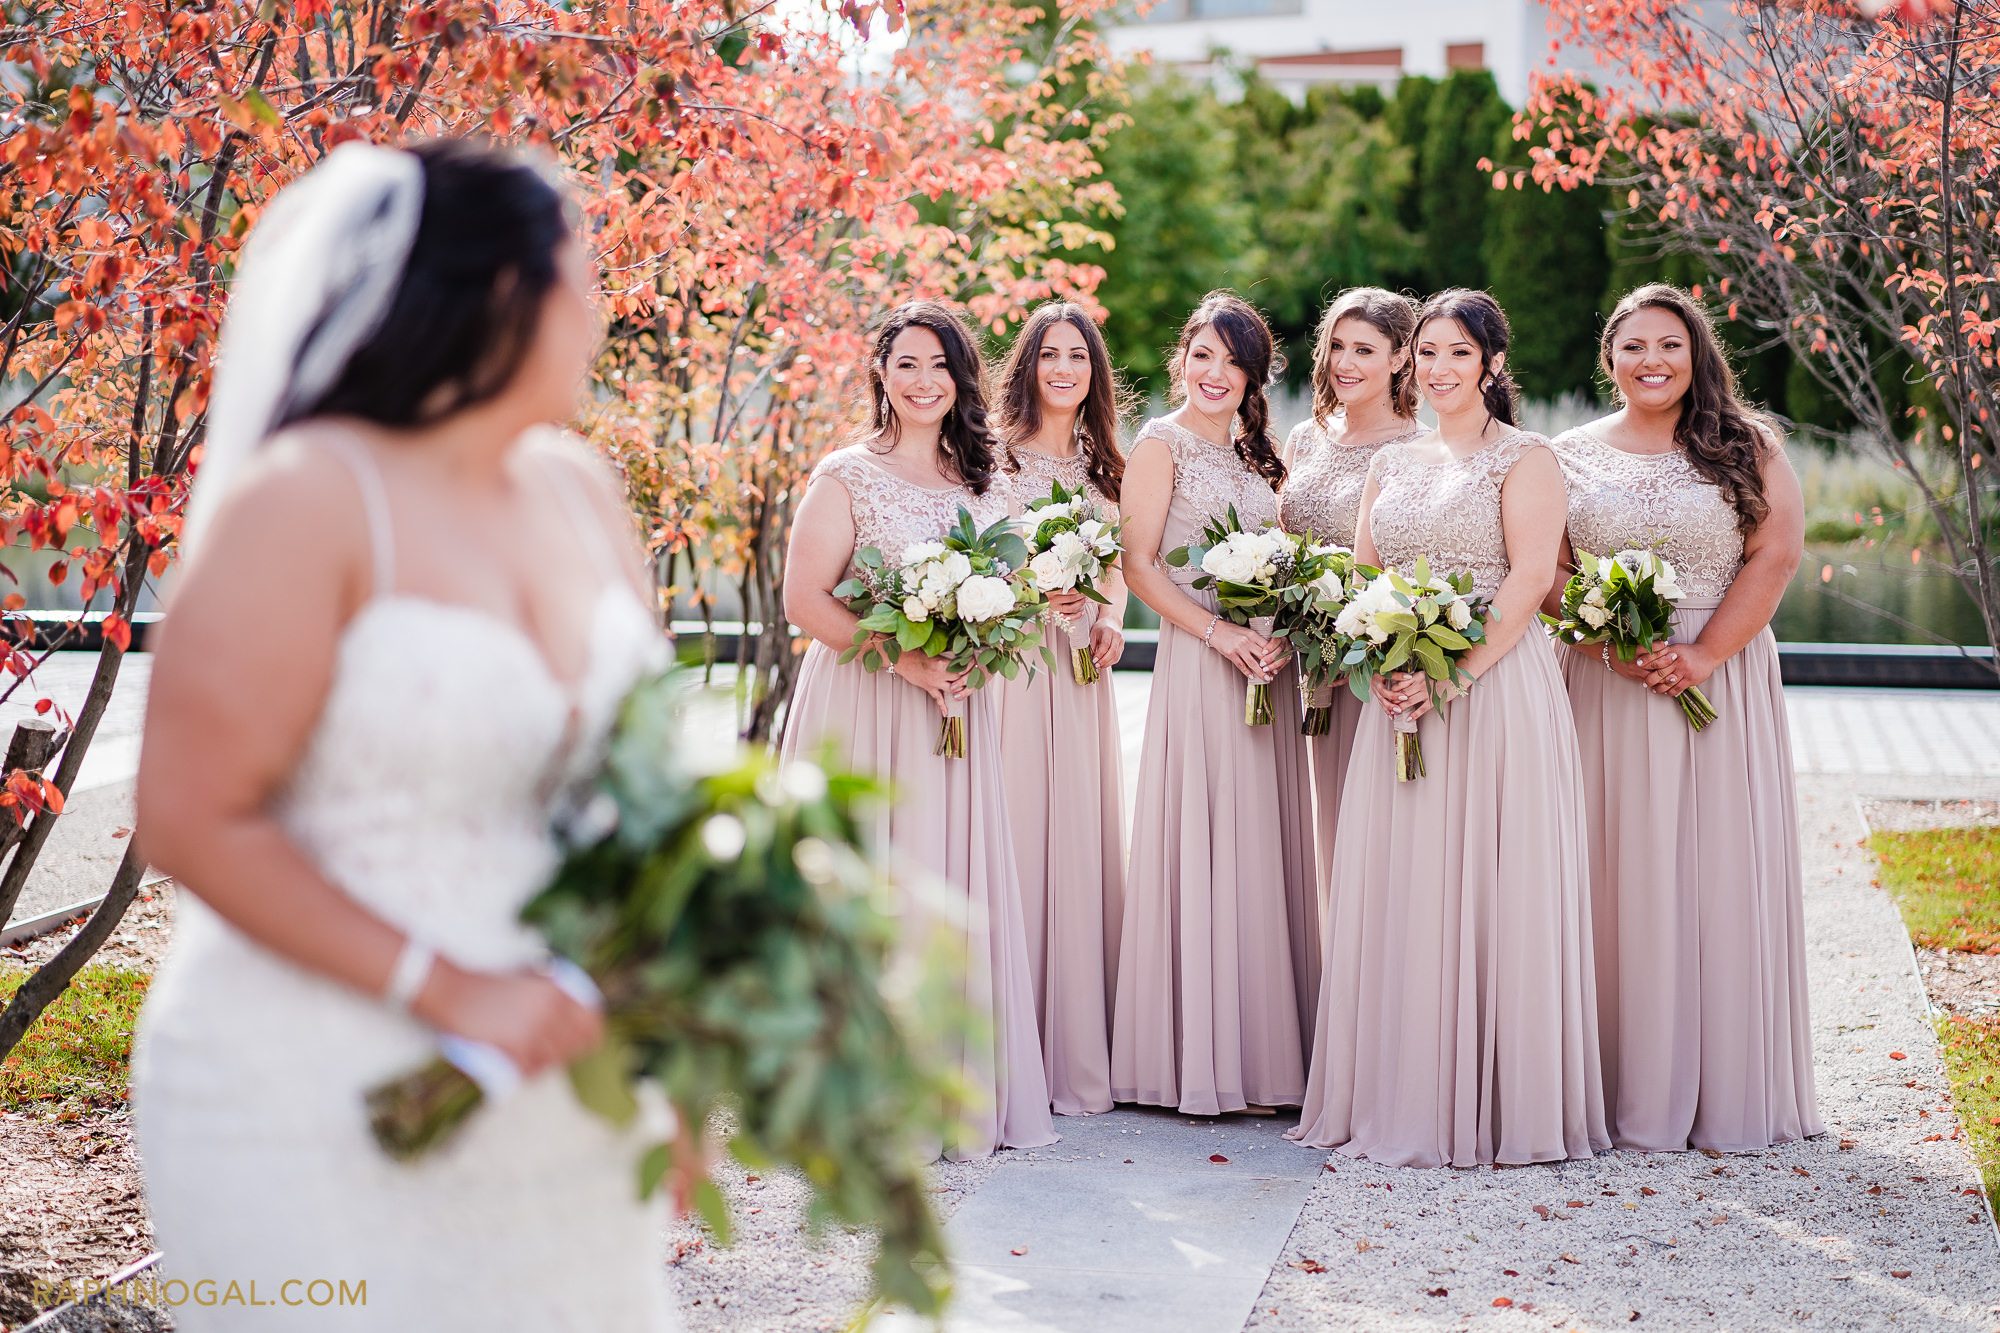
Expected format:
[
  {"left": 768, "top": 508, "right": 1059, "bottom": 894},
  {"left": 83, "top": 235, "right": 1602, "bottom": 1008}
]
[{"left": 132, "top": 436, "right": 677, "bottom": 1329}]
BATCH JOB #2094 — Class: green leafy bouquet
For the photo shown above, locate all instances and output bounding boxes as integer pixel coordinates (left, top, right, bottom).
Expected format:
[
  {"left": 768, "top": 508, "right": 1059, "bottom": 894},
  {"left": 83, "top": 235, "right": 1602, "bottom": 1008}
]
[
  {"left": 1165, "top": 505, "right": 1296, "bottom": 724},
  {"left": 365, "top": 671, "right": 961, "bottom": 1314},
  {"left": 1334, "top": 558, "right": 1489, "bottom": 780},
  {"left": 836, "top": 506, "right": 1050, "bottom": 757},
  {"left": 1017, "top": 478, "right": 1125, "bottom": 685},
  {"left": 1277, "top": 537, "right": 1363, "bottom": 737},
  {"left": 1545, "top": 547, "right": 1717, "bottom": 731}
]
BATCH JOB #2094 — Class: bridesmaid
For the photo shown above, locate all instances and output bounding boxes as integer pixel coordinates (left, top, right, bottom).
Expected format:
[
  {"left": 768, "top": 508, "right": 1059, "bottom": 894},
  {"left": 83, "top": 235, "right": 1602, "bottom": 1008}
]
[
  {"left": 993, "top": 302, "right": 1129, "bottom": 1117},
  {"left": 781, "top": 300, "right": 1057, "bottom": 1159},
  {"left": 1112, "top": 291, "right": 1312, "bottom": 1115},
  {"left": 1277, "top": 287, "right": 1426, "bottom": 932},
  {"left": 1290, "top": 288, "right": 1608, "bottom": 1166},
  {"left": 1551, "top": 283, "right": 1821, "bottom": 1151}
]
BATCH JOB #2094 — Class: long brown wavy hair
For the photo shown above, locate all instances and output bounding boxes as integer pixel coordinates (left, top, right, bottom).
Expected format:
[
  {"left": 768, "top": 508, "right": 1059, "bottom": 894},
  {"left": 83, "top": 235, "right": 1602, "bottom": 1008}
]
[
  {"left": 994, "top": 302, "right": 1129, "bottom": 503},
  {"left": 1601, "top": 283, "right": 1775, "bottom": 535},
  {"left": 862, "top": 300, "right": 999, "bottom": 495},
  {"left": 1309, "top": 287, "right": 1420, "bottom": 426},
  {"left": 1167, "top": 291, "right": 1285, "bottom": 487}
]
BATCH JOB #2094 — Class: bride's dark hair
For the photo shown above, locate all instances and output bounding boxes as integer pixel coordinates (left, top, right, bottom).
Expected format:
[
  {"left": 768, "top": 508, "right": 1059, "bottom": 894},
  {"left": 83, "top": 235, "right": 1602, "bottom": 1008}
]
[{"left": 284, "top": 139, "right": 569, "bottom": 429}]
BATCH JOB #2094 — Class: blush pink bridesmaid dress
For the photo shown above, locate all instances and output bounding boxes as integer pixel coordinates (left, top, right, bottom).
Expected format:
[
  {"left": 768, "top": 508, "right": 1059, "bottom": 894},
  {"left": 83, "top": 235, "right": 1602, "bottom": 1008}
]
[
  {"left": 1553, "top": 426, "right": 1822, "bottom": 1152},
  {"left": 996, "top": 447, "right": 1126, "bottom": 1116},
  {"left": 1291, "top": 430, "right": 1609, "bottom": 1166},
  {"left": 1111, "top": 418, "right": 1314, "bottom": 1115},
  {"left": 781, "top": 445, "right": 1058, "bottom": 1159}
]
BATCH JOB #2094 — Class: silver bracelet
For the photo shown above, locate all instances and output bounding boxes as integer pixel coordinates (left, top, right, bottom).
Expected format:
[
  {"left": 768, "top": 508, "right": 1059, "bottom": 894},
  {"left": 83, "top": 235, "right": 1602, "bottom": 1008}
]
[
  {"left": 1201, "top": 614, "right": 1221, "bottom": 647},
  {"left": 384, "top": 936, "right": 437, "bottom": 1014},
  {"left": 1601, "top": 642, "right": 1613, "bottom": 671}
]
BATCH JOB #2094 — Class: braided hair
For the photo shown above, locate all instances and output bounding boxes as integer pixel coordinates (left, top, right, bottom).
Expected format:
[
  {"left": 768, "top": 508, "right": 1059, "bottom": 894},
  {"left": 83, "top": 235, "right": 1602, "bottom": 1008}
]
[
  {"left": 1414, "top": 288, "right": 1519, "bottom": 427},
  {"left": 1168, "top": 290, "right": 1286, "bottom": 487}
]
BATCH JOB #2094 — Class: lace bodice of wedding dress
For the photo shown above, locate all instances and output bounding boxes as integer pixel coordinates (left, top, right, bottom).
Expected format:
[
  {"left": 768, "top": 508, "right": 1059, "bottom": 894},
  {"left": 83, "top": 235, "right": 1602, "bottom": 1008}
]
[
  {"left": 133, "top": 432, "right": 676, "bottom": 1331},
  {"left": 1551, "top": 427, "right": 1747, "bottom": 599},
  {"left": 1366, "top": 430, "right": 1551, "bottom": 600},
  {"left": 1137, "top": 417, "right": 1279, "bottom": 589},
  {"left": 1277, "top": 416, "right": 1425, "bottom": 547},
  {"left": 812, "top": 445, "right": 1011, "bottom": 573}
]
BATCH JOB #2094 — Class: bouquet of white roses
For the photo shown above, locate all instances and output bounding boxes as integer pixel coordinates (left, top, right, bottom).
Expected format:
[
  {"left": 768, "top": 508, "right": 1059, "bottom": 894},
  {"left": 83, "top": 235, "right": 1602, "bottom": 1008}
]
[
  {"left": 835, "top": 506, "right": 1051, "bottom": 758},
  {"left": 1544, "top": 547, "right": 1717, "bottom": 731},
  {"left": 1165, "top": 506, "right": 1297, "bottom": 724},
  {"left": 1017, "top": 479, "right": 1126, "bottom": 685},
  {"left": 1278, "top": 538, "right": 1363, "bottom": 737},
  {"left": 1336, "top": 558, "right": 1489, "bottom": 780}
]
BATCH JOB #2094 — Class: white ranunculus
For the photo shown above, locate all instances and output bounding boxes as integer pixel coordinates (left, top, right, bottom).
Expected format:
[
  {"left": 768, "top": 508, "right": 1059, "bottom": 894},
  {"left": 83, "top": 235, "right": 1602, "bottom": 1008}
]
[
  {"left": 1578, "top": 603, "right": 1609, "bottom": 629},
  {"left": 917, "top": 566, "right": 956, "bottom": 608},
  {"left": 1028, "top": 549, "right": 1074, "bottom": 592},
  {"left": 902, "top": 595, "right": 929, "bottom": 622},
  {"left": 956, "top": 574, "right": 1017, "bottom": 623},
  {"left": 1077, "top": 518, "right": 1103, "bottom": 540},
  {"left": 1582, "top": 585, "right": 1608, "bottom": 609},
  {"left": 902, "top": 540, "right": 947, "bottom": 567},
  {"left": 1446, "top": 597, "right": 1473, "bottom": 630}
]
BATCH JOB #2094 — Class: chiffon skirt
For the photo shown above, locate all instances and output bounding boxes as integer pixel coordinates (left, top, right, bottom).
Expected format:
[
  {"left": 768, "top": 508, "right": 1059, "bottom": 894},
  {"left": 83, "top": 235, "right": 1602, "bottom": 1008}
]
[
  {"left": 1304, "top": 685, "right": 1369, "bottom": 948},
  {"left": 1111, "top": 598, "right": 1310, "bottom": 1114},
  {"left": 1561, "top": 602, "right": 1823, "bottom": 1151},
  {"left": 997, "top": 620, "right": 1126, "bottom": 1116},
  {"left": 1291, "top": 631, "right": 1609, "bottom": 1165},
  {"left": 782, "top": 640, "right": 1057, "bottom": 1159},
  {"left": 1269, "top": 663, "right": 1325, "bottom": 1056}
]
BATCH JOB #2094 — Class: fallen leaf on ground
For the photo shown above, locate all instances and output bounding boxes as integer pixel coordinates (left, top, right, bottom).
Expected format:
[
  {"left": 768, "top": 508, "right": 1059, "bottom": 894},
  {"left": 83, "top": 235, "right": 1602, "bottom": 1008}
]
[
  {"left": 1290, "top": 1259, "right": 1326, "bottom": 1273},
  {"left": 1867, "top": 1185, "right": 1884, "bottom": 1195},
  {"left": 1503, "top": 1269, "right": 1519, "bottom": 1277},
  {"left": 1209, "top": 1153, "right": 1230, "bottom": 1163},
  {"left": 1890, "top": 1270, "right": 1911, "bottom": 1278},
  {"left": 1640, "top": 1186, "right": 1658, "bottom": 1196},
  {"left": 1492, "top": 1297, "right": 1514, "bottom": 1307},
  {"left": 1566, "top": 1200, "right": 1588, "bottom": 1208},
  {"left": 1534, "top": 1205, "right": 1551, "bottom": 1219},
  {"left": 1560, "top": 1253, "right": 1581, "bottom": 1264},
  {"left": 1425, "top": 1287, "right": 1448, "bottom": 1297},
  {"left": 1840, "top": 1139, "right": 1858, "bottom": 1150},
  {"left": 1793, "top": 1167, "right": 1810, "bottom": 1177},
  {"left": 1890, "top": 1051, "right": 1907, "bottom": 1060}
]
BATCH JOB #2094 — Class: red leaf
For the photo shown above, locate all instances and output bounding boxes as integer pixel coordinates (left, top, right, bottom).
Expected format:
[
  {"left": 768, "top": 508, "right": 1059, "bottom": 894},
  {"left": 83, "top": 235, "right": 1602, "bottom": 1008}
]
[
  {"left": 33, "top": 697, "right": 51, "bottom": 715},
  {"left": 1493, "top": 1297, "right": 1514, "bottom": 1307},
  {"left": 1890, "top": 1270, "right": 1911, "bottom": 1278},
  {"left": 1208, "top": 1154, "right": 1229, "bottom": 1164},
  {"left": 103, "top": 612, "right": 131, "bottom": 652},
  {"left": 1889, "top": 1051, "right": 1907, "bottom": 1060}
]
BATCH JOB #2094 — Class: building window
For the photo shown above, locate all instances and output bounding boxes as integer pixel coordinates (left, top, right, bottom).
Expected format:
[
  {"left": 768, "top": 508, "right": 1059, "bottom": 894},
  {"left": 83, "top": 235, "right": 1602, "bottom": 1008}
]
[{"left": 1445, "top": 42, "right": 1485, "bottom": 69}]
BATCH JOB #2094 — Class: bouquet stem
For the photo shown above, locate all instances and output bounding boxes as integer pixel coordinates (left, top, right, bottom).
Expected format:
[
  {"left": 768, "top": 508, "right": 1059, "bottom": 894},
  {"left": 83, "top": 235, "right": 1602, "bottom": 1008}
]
[
  {"left": 1245, "top": 614, "right": 1276, "bottom": 727},
  {"left": 1678, "top": 685, "right": 1719, "bottom": 732},
  {"left": 367, "top": 1056, "right": 483, "bottom": 1161},
  {"left": 935, "top": 698, "right": 967, "bottom": 759},
  {"left": 1299, "top": 677, "right": 1332, "bottom": 737},
  {"left": 1064, "top": 615, "right": 1098, "bottom": 686},
  {"left": 1392, "top": 712, "right": 1424, "bottom": 781}
]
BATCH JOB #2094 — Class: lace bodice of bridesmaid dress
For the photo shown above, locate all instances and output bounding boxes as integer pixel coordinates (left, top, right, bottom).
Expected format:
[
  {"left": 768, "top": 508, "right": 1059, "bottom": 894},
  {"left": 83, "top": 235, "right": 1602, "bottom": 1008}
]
[
  {"left": 1137, "top": 417, "right": 1279, "bottom": 588},
  {"left": 813, "top": 445, "right": 1012, "bottom": 572},
  {"left": 1366, "top": 430, "right": 1551, "bottom": 600},
  {"left": 1551, "top": 427, "right": 1746, "bottom": 599},
  {"left": 1004, "top": 443, "right": 1118, "bottom": 518},
  {"left": 1278, "top": 416, "right": 1427, "bottom": 546}
]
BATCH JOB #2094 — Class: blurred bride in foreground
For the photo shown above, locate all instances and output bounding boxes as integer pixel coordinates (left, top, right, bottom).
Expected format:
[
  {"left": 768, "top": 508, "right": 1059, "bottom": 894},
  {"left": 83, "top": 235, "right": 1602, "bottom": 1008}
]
[{"left": 132, "top": 140, "right": 675, "bottom": 1329}]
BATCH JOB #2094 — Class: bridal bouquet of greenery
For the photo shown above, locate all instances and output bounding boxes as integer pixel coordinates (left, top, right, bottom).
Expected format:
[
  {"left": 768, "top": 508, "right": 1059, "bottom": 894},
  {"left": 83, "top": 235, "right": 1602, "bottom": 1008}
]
[
  {"left": 1017, "top": 479, "right": 1125, "bottom": 685},
  {"left": 836, "top": 506, "right": 1050, "bottom": 757},
  {"left": 1545, "top": 547, "right": 1717, "bottom": 731},
  {"left": 366, "top": 672, "right": 960, "bottom": 1314},
  {"left": 1278, "top": 538, "right": 1363, "bottom": 737},
  {"left": 1165, "top": 506, "right": 1296, "bottom": 724},
  {"left": 1335, "top": 559, "right": 1489, "bottom": 780}
]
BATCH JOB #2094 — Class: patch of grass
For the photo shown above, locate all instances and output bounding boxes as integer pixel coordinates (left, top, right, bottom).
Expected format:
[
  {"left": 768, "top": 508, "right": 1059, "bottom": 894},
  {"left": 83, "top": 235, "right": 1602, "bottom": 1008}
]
[
  {"left": 0, "top": 965, "right": 150, "bottom": 1120},
  {"left": 1870, "top": 827, "right": 2000, "bottom": 953},
  {"left": 1935, "top": 1016, "right": 2000, "bottom": 1211}
]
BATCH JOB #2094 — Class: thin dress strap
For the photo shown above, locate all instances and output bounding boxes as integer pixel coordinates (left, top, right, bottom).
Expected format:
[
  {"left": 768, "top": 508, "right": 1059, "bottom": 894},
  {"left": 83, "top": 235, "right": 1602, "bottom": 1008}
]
[
  {"left": 322, "top": 437, "right": 395, "bottom": 599},
  {"left": 534, "top": 448, "right": 625, "bottom": 593}
]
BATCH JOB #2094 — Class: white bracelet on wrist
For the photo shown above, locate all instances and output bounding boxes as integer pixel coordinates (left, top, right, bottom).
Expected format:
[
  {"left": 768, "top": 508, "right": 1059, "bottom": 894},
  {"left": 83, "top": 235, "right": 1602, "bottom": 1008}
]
[{"left": 384, "top": 936, "right": 437, "bottom": 1014}]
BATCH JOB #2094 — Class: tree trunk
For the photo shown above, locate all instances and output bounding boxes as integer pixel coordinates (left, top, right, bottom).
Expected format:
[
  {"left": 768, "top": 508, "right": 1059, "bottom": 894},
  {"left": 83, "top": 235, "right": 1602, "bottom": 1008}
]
[{"left": 0, "top": 836, "right": 148, "bottom": 1063}]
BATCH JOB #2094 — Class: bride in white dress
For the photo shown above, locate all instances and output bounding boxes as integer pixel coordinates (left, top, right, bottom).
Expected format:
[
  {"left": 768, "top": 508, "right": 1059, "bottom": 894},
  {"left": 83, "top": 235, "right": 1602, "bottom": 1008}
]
[{"left": 131, "top": 141, "right": 675, "bottom": 1328}]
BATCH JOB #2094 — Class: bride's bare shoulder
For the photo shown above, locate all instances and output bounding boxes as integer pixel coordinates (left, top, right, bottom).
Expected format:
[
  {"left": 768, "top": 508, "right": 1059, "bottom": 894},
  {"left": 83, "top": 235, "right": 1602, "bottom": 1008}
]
[{"left": 184, "top": 422, "right": 377, "bottom": 578}]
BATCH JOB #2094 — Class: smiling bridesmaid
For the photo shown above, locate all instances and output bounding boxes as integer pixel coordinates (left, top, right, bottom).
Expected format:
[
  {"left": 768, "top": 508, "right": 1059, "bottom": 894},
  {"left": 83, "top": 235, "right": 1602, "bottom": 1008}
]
[
  {"left": 1551, "top": 283, "right": 1821, "bottom": 1152},
  {"left": 1112, "top": 291, "right": 1310, "bottom": 1116},
  {"left": 993, "top": 302, "right": 1130, "bottom": 1117},
  {"left": 1276, "top": 287, "right": 1425, "bottom": 995}
]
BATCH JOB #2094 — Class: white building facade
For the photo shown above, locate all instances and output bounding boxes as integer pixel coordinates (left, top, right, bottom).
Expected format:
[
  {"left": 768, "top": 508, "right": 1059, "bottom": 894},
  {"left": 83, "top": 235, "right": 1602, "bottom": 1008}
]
[{"left": 1106, "top": 0, "right": 1571, "bottom": 107}]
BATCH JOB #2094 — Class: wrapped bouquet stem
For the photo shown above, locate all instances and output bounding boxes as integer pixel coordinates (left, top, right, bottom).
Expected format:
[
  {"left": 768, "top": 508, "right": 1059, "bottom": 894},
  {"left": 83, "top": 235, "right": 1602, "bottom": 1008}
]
[
  {"left": 1058, "top": 608, "right": 1097, "bottom": 686},
  {"left": 935, "top": 694, "right": 968, "bottom": 758},
  {"left": 1245, "top": 614, "right": 1278, "bottom": 725},
  {"left": 1298, "top": 675, "right": 1334, "bottom": 737}
]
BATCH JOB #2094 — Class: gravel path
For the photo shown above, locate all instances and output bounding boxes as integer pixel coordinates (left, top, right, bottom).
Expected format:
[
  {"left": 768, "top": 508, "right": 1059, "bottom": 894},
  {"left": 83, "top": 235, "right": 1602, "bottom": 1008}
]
[{"left": 1247, "top": 772, "right": 2000, "bottom": 1332}]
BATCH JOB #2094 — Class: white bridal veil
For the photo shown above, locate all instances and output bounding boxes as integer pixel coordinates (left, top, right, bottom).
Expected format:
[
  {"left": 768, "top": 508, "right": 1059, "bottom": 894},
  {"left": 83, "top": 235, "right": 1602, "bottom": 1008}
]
[{"left": 183, "top": 142, "right": 425, "bottom": 554}]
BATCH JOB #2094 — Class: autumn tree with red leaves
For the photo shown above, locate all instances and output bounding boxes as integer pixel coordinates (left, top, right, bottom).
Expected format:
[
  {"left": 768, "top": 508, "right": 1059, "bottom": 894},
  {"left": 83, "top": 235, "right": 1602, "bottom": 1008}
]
[
  {"left": 1507, "top": 0, "right": 2000, "bottom": 668},
  {"left": 0, "top": 0, "right": 1126, "bottom": 1061}
]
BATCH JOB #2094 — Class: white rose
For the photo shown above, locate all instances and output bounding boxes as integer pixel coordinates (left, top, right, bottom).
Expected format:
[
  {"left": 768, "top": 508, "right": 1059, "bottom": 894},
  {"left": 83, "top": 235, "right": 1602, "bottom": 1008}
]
[
  {"left": 917, "top": 567, "right": 956, "bottom": 608},
  {"left": 940, "top": 551, "right": 973, "bottom": 585},
  {"left": 902, "top": 595, "right": 929, "bottom": 622},
  {"left": 1310, "top": 570, "right": 1348, "bottom": 602},
  {"left": 902, "top": 540, "right": 947, "bottom": 567},
  {"left": 956, "top": 574, "right": 1017, "bottom": 623},
  {"left": 1201, "top": 539, "right": 1259, "bottom": 585},
  {"left": 1446, "top": 597, "right": 1473, "bottom": 630},
  {"left": 1582, "top": 585, "right": 1607, "bottom": 609},
  {"left": 1077, "top": 518, "right": 1103, "bottom": 541},
  {"left": 1578, "top": 603, "right": 1609, "bottom": 629},
  {"left": 1028, "top": 549, "right": 1074, "bottom": 592}
]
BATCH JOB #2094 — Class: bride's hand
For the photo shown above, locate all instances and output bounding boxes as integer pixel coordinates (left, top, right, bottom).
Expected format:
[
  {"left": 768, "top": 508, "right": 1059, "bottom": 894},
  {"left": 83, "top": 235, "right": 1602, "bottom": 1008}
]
[{"left": 414, "top": 961, "right": 605, "bottom": 1078}]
